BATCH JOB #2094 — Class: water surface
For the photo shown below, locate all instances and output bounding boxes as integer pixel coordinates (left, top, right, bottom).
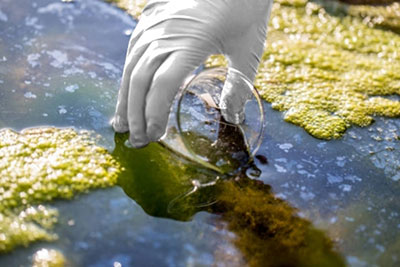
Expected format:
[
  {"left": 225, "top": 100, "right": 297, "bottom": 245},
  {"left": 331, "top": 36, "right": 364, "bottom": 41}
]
[{"left": 0, "top": 0, "right": 400, "bottom": 266}]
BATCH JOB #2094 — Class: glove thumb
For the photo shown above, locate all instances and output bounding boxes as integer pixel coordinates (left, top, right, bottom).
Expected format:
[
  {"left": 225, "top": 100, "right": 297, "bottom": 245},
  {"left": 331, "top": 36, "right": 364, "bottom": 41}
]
[
  {"left": 219, "top": 68, "right": 254, "bottom": 124},
  {"left": 219, "top": 22, "right": 267, "bottom": 124}
]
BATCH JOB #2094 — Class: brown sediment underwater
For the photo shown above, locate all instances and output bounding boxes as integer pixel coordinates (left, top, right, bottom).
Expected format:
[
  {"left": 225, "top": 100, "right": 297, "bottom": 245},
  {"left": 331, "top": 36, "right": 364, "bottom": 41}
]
[{"left": 210, "top": 178, "right": 345, "bottom": 267}]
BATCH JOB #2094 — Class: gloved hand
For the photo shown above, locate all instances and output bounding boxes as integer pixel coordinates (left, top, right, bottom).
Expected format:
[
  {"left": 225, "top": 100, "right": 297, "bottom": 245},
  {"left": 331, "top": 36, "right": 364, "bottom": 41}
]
[{"left": 112, "top": 0, "right": 273, "bottom": 148}]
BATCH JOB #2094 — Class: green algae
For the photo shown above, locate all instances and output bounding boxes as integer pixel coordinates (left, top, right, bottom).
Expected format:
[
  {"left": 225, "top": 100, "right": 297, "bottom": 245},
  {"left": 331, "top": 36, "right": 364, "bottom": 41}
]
[
  {"left": 0, "top": 206, "right": 58, "bottom": 253},
  {"left": 347, "top": 2, "right": 400, "bottom": 33},
  {"left": 211, "top": 178, "right": 345, "bottom": 267},
  {"left": 114, "top": 133, "right": 216, "bottom": 221},
  {"left": 32, "top": 248, "right": 66, "bottom": 267},
  {"left": 0, "top": 127, "right": 121, "bottom": 253},
  {"left": 252, "top": 0, "right": 400, "bottom": 139},
  {"left": 107, "top": 0, "right": 146, "bottom": 18},
  {"left": 338, "top": 0, "right": 397, "bottom": 4},
  {"left": 113, "top": 133, "right": 344, "bottom": 266}
]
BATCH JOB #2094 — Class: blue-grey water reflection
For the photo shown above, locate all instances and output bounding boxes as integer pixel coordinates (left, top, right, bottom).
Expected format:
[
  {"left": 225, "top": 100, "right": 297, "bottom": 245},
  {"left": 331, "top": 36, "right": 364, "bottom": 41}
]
[{"left": 1, "top": 0, "right": 400, "bottom": 266}]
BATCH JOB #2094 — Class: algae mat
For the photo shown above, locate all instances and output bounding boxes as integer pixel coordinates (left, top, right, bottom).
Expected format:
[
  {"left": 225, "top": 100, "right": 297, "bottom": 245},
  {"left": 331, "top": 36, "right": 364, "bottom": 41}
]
[
  {"left": 112, "top": 0, "right": 400, "bottom": 139},
  {"left": 0, "top": 128, "right": 120, "bottom": 253}
]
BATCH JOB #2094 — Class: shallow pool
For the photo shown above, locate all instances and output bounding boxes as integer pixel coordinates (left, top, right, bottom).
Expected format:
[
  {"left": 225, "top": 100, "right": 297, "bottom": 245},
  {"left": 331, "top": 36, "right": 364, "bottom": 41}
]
[{"left": 0, "top": 0, "right": 399, "bottom": 266}]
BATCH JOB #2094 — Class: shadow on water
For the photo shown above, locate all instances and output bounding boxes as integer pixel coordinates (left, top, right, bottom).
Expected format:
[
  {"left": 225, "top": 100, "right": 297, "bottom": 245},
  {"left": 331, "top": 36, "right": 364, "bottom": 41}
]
[{"left": 114, "top": 133, "right": 345, "bottom": 266}]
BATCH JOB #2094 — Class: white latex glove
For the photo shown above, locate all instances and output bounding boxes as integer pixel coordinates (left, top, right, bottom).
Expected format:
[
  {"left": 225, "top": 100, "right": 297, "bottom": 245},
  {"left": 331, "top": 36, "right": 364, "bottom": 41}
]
[{"left": 112, "top": 0, "right": 273, "bottom": 148}]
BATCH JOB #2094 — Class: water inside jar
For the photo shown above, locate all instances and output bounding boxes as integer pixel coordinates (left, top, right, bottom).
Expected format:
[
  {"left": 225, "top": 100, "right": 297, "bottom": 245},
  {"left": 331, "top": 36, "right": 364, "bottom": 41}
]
[{"left": 161, "top": 67, "right": 264, "bottom": 174}]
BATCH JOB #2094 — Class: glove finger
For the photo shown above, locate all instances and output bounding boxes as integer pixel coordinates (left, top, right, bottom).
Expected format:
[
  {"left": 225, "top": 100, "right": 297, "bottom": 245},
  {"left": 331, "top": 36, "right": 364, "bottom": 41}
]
[
  {"left": 115, "top": 3, "right": 178, "bottom": 132},
  {"left": 221, "top": 23, "right": 267, "bottom": 124},
  {"left": 220, "top": 69, "right": 254, "bottom": 124},
  {"left": 127, "top": 42, "right": 171, "bottom": 148},
  {"left": 113, "top": 13, "right": 169, "bottom": 133},
  {"left": 113, "top": 20, "right": 206, "bottom": 133},
  {"left": 112, "top": 38, "right": 150, "bottom": 133},
  {"left": 145, "top": 49, "right": 208, "bottom": 141},
  {"left": 114, "top": 10, "right": 163, "bottom": 128}
]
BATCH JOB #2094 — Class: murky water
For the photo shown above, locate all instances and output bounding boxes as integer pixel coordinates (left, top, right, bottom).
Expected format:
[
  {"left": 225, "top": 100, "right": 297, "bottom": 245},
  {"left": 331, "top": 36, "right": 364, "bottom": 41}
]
[{"left": 1, "top": 0, "right": 399, "bottom": 266}]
